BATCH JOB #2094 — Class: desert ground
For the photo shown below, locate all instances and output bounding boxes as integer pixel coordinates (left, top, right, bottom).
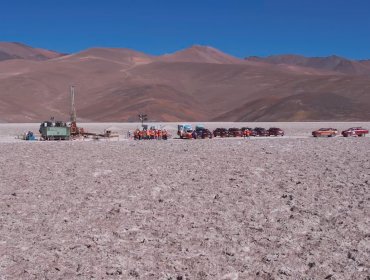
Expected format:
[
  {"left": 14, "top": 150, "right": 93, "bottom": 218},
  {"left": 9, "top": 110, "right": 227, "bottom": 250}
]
[{"left": 0, "top": 122, "right": 369, "bottom": 279}]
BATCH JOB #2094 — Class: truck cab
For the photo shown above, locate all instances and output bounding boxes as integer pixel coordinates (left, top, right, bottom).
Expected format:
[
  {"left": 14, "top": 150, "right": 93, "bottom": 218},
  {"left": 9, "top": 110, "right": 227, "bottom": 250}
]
[{"left": 178, "top": 124, "right": 193, "bottom": 139}]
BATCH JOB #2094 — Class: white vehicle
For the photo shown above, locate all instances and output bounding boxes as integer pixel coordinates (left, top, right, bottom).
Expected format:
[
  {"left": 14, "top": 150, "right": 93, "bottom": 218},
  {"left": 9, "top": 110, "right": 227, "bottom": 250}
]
[{"left": 177, "top": 124, "right": 193, "bottom": 139}]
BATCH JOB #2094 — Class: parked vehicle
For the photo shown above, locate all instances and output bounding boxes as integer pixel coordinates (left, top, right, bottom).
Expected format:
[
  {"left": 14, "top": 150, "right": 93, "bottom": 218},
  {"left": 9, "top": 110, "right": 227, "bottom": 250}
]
[
  {"left": 213, "top": 128, "right": 229, "bottom": 138},
  {"left": 341, "top": 127, "right": 369, "bottom": 137},
  {"left": 228, "top": 128, "right": 243, "bottom": 137},
  {"left": 254, "top": 127, "right": 269, "bottom": 136},
  {"left": 178, "top": 124, "right": 193, "bottom": 139},
  {"left": 268, "top": 127, "right": 284, "bottom": 136},
  {"left": 241, "top": 127, "right": 256, "bottom": 137},
  {"left": 312, "top": 128, "right": 338, "bottom": 137},
  {"left": 195, "top": 126, "right": 213, "bottom": 139}
]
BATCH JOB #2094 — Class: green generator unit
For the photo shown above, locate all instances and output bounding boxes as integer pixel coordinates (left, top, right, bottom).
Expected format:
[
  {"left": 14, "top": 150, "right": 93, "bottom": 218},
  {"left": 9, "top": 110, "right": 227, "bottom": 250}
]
[{"left": 39, "top": 121, "right": 71, "bottom": 140}]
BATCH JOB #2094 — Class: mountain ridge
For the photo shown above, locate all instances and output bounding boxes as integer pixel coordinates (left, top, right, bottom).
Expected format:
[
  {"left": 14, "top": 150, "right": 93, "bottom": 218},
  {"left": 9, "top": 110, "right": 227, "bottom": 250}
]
[
  {"left": 245, "top": 54, "right": 370, "bottom": 76},
  {"left": 0, "top": 42, "right": 369, "bottom": 122},
  {"left": 0, "top": 42, "right": 65, "bottom": 61}
]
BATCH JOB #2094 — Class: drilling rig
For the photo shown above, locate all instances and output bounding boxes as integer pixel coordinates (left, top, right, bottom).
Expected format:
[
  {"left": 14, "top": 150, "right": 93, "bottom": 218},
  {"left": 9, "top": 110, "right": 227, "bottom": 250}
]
[
  {"left": 39, "top": 86, "right": 85, "bottom": 140},
  {"left": 69, "top": 86, "right": 84, "bottom": 136}
]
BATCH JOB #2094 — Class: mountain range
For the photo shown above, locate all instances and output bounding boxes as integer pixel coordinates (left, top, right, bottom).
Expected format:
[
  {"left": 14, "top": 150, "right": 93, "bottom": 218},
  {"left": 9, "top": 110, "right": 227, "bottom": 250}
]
[{"left": 0, "top": 42, "right": 369, "bottom": 122}]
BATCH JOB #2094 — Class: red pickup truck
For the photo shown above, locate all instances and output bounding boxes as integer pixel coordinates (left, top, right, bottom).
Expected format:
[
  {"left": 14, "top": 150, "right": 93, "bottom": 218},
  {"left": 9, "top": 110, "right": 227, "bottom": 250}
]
[
  {"left": 341, "top": 127, "right": 369, "bottom": 137},
  {"left": 312, "top": 128, "right": 338, "bottom": 137}
]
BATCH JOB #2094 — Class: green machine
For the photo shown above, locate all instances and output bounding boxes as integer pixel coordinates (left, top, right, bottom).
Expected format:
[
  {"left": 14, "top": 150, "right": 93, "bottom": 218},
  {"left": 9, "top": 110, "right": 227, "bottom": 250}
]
[{"left": 39, "top": 121, "right": 71, "bottom": 140}]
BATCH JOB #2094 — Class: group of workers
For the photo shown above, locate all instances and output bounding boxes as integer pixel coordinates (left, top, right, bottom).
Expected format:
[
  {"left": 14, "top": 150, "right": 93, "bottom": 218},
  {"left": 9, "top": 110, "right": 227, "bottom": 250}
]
[{"left": 133, "top": 129, "right": 168, "bottom": 140}]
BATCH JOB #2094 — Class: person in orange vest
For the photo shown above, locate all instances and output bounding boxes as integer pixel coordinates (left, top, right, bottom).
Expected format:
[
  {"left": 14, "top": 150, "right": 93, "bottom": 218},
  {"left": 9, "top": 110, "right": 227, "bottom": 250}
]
[
  {"left": 157, "top": 129, "right": 162, "bottom": 140},
  {"left": 150, "top": 129, "right": 155, "bottom": 140}
]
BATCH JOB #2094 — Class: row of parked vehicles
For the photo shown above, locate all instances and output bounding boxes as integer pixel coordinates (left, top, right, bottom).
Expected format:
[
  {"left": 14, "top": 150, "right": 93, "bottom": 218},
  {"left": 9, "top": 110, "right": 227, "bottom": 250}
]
[
  {"left": 177, "top": 125, "right": 369, "bottom": 139},
  {"left": 177, "top": 124, "right": 285, "bottom": 139},
  {"left": 312, "top": 127, "right": 369, "bottom": 137},
  {"left": 213, "top": 127, "right": 284, "bottom": 137}
]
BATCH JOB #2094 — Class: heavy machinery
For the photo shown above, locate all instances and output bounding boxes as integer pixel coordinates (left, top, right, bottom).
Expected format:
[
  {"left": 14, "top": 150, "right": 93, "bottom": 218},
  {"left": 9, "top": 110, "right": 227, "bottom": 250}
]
[
  {"left": 39, "top": 120, "right": 70, "bottom": 140},
  {"left": 69, "top": 86, "right": 84, "bottom": 137},
  {"left": 39, "top": 86, "right": 84, "bottom": 141}
]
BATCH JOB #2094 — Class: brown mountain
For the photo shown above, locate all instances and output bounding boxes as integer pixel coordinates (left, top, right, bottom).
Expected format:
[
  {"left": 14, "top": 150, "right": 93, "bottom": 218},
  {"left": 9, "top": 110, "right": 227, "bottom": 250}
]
[
  {"left": 359, "top": 59, "right": 370, "bottom": 67},
  {"left": 0, "top": 42, "right": 64, "bottom": 61},
  {"left": 0, "top": 43, "right": 369, "bottom": 122},
  {"left": 246, "top": 54, "right": 370, "bottom": 76},
  {"left": 159, "top": 45, "right": 244, "bottom": 64}
]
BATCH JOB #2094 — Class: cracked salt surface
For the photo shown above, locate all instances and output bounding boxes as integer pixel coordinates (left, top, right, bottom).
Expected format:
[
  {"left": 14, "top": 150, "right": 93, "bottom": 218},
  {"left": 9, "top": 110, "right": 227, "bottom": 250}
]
[{"left": 0, "top": 123, "right": 369, "bottom": 279}]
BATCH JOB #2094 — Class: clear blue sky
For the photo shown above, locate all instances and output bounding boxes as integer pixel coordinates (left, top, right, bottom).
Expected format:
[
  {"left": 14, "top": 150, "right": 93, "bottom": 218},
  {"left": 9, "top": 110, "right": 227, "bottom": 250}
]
[{"left": 1, "top": 0, "right": 369, "bottom": 59}]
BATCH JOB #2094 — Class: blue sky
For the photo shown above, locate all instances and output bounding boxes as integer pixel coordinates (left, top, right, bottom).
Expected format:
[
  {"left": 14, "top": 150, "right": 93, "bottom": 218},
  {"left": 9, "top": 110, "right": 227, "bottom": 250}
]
[{"left": 0, "top": 0, "right": 369, "bottom": 59}]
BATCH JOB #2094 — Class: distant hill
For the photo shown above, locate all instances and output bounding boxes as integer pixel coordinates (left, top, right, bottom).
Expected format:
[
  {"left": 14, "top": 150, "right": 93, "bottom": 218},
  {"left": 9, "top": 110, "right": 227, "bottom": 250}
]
[
  {"left": 0, "top": 42, "right": 369, "bottom": 122},
  {"left": 245, "top": 54, "right": 370, "bottom": 76},
  {"left": 0, "top": 42, "right": 65, "bottom": 61}
]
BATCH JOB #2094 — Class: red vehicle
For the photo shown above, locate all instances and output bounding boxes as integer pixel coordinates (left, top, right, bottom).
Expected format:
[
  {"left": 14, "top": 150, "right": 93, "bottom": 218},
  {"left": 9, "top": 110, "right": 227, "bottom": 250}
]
[
  {"left": 312, "top": 128, "right": 338, "bottom": 137},
  {"left": 228, "top": 128, "right": 243, "bottom": 137},
  {"left": 241, "top": 127, "right": 256, "bottom": 137},
  {"left": 341, "top": 127, "right": 369, "bottom": 137},
  {"left": 268, "top": 127, "right": 284, "bottom": 136}
]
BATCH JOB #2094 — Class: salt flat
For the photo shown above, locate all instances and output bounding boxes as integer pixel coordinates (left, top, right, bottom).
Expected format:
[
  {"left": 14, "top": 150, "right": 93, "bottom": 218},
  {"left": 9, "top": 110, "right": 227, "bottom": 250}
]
[
  {"left": 0, "top": 123, "right": 369, "bottom": 279},
  {"left": 1, "top": 122, "right": 370, "bottom": 141}
]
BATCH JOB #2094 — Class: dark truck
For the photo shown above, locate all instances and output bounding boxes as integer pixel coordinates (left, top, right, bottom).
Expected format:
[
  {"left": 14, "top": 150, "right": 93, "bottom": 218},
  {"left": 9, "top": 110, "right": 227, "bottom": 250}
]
[
  {"left": 254, "top": 127, "right": 269, "bottom": 136},
  {"left": 228, "top": 128, "right": 243, "bottom": 137},
  {"left": 213, "top": 128, "right": 229, "bottom": 138},
  {"left": 268, "top": 127, "right": 284, "bottom": 136},
  {"left": 194, "top": 125, "right": 213, "bottom": 139}
]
